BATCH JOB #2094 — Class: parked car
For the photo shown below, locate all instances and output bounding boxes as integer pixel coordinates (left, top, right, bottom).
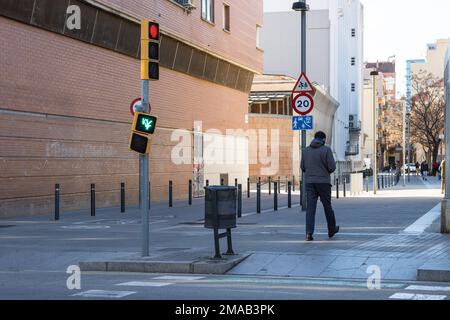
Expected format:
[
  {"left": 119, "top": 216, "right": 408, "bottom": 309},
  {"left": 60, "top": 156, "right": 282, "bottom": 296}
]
[{"left": 402, "top": 163, "right": 417, "bottom": 173}]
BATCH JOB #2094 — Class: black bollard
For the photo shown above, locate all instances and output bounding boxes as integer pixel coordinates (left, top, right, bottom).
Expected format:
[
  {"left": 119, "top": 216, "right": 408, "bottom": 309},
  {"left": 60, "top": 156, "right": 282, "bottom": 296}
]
[
  {"left": 288, "top": 181, "right": 292, "bottom": 208},
  {"left": 206, "top": 179, "right": 209, "bottom": 187},
  {"left": 382, "top": 175, "right": 384, "bottom": 189},
  {"left": 278, "top": 176, "right": 281, "bottom": 194},
  {"left": 336, "top": 178, "right": 339, "bottom": 199},
  {"left": 189, "top": 180, "right": 192, "bottom": 205},
  {"left": 366, "top": 176, "right": 369, "bottom": 193},
  {"left": 120, "top": 182, "right": 125, "bottom": 213},
  {"left": 169, "top": 180, "right": 173, "bottom": 208},
  {"left": 90, "top": 183, "right": 95, "bottom": 217},
  {"left": 285, "top": 176, "right": 288, "bottom": 192},
  {"left": 343, "top": 177, "right": 346, "bottom": 198},
  {"left": 257, "top": 182, "right": 261, "bottom": 214},
  {"left": 237, "top": 184, "right": 242, "bottom": 218},
  {"left": 274, "top": 182, "right": 278, "bottom": 211},
  {"left": 221, "top": 178, "right": 224, "bottom": 186},
  {"left": 268, "top": 177, "right": 272, "bottom": 195},
  {"left": 55, "top": 184, "right": 60, "bottom": 221},
  {"left": 293, "top": 176, "right": 295, "bottom": 192},
  {"left": 235, "top": 178, "right": 238, "bottom": 188},
  {"left": 247, "top": 177, "right": 250, "bottom": 198}
]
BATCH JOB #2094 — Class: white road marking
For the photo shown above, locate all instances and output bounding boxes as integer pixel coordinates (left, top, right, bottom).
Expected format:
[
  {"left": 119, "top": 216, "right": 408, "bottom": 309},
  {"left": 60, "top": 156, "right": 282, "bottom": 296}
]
[
  {"left": 153, "top": 276, "right": 204, "bottom": 281},
  {"left": 406, "top": 285, "right": 450, "bottom": 292},
  {"left": 403, "top": 203, "right": 441, "bottom": 234},
  {"left": 116, "top": 281, "right": 173, "bottom": 287},
  {"left": 72, "top": 290, "right": 135, "bottom": 298},
  {"left": 390, "top": 292, "right": 446, "bottom": 300}
]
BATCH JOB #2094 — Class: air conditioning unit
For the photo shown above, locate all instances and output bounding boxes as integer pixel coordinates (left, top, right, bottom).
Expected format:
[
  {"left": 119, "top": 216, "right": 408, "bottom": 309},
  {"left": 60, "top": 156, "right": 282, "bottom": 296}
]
[
  {"left": 180, "top": 0, "right": 195, "bottom": 10},
  {"left": 349, "top": 114, "right": 358, "bottom": 129}
]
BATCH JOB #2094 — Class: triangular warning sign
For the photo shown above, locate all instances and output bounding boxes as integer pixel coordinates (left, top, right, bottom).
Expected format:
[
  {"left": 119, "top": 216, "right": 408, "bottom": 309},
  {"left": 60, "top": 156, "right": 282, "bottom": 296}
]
[{"left": 293, "top": 72, "right": 314, "bottom": 93}]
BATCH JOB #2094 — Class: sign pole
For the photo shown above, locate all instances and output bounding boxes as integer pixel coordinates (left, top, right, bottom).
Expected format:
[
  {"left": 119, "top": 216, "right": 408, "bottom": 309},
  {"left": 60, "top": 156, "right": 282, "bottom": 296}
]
[
  {"left": 141, "top": 80, "right": 150, "bottom": 257},
  {"left": 300, "top": 5, "right": 307, "bottom": 212}
]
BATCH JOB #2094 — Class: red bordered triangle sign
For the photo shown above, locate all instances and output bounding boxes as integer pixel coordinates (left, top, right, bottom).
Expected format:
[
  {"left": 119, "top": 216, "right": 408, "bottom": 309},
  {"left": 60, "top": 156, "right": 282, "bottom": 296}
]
[{"left": 292, "top": 72, "right": 315, "bottom": 94}]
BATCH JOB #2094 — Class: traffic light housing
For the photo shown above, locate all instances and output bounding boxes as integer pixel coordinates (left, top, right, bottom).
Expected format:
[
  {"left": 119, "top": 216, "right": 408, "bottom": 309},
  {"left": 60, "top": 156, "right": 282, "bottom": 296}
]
[
  {"left": 141, "top": 20, "right": 160, "bottom": 80},
  {"left": 129, "top": 112, "right": 157, "bottom": 155}
]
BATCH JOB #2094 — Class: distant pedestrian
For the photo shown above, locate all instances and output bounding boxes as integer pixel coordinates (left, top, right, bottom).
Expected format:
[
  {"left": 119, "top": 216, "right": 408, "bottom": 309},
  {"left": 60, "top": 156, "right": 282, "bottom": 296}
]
[
  {"left": 301, "top": 131, "right": 339, "bottom": 242},
  {"left": 415, "top": 162, "right": 420, "bottom": 176},
  {"left": 421, "top": 160, "right": 429, "bottom": 181},
  {"left": 432, "top": 161, "right": 439, "bottom": 176}
]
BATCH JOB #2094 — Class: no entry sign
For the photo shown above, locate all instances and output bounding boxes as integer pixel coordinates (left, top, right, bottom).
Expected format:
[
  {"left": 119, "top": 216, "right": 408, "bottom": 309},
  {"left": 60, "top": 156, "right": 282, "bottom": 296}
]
[
  {"left": 130, "top": 98, "right": 151, "bottom": 116},
  {"left": 292, "top": 93, "right": 314, "bottom": 115}
]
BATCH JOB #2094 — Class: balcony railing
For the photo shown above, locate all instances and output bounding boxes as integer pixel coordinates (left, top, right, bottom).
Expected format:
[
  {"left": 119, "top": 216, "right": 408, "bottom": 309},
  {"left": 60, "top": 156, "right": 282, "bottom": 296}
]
[{"left": 345, "top": 144, "right": 360, "bottom": 156}]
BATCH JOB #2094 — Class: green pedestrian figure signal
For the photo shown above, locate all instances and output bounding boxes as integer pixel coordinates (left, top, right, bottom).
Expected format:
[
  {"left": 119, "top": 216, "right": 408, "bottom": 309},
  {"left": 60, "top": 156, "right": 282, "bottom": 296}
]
[{"left": 129, "top": 112, "right": 157, "bottom": 154}]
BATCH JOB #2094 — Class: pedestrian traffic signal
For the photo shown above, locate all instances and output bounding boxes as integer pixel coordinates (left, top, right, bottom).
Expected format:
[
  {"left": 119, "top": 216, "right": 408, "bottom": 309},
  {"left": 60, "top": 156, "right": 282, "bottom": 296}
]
[
  {"left": 132, "top": 112, "right": 157, "bottom": 135},
  {"left": 129, "top": 112, "right": 157, "bottom": 155},
  {"left": 129, "top": 132, "right": 152, "bottom": 155},
  {"left": 141, "top": 20, "right": 160, "bottom": 80}
]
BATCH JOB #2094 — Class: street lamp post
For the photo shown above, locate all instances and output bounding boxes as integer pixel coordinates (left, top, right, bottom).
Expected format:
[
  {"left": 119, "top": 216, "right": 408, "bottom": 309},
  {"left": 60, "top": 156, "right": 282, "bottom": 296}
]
[
  {"left": 402, "top": 101, "right": 406, "bottom": 187},
  {"left": 293, "top": 1, "right": 309, "bottom": 211},
  {"left": 407, "top": 112, "right": 411, "bottom": 182},
  {"left": 371, "top": 71, "right": 379, "bottom": 194}
]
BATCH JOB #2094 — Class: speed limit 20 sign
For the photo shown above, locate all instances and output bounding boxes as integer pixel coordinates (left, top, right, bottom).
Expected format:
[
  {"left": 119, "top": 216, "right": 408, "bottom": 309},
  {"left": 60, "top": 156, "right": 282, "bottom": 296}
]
[{"left": 292, "top": 93, "right": 314, "bottom": 115}]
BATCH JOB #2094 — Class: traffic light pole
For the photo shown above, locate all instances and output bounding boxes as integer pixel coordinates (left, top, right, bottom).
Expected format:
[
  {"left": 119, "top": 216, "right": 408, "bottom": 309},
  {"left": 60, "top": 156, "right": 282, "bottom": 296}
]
[
  {"left": 300, "top": 6, "right": 307, "bottom": 212},
  {"left": 140, "top": 80, "right": 150, "bottom": 257}
]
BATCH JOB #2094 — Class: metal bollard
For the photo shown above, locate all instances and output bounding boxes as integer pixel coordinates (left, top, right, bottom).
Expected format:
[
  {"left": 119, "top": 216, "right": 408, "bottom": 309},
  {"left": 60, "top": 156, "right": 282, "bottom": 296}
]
[
  {"left": 247, "top": 178, "right": 250, "bottom": 198},
  {"left": 235, "top": 178, "right": 238, "bottom": 188},
  {"left": 300, "top": 181, "right": 303, "bottom": 207},
  {"left": 169, "top": 180, "right": 173, "bottom": 208},
  {"left": 206, "top": 179, "right": 209, "bottom": 187},
  {"left": 189, "top": 180, "right": 192, "bottom": 205},
  {"left": 268, "top": 177, "right": 272, "bottom": 195},
  {"left": 336, "top": 178, "right": 339, "bottom": 199},
  {"left": 90, "top": 183, "right": 95, "bottom": 217},
  {"left": 278, "top": 176, "right": 281, "bottom": 194},
  {"left": 343, "top": 177, "right": 346, "bottom": 198},
  {"left": 257, "top": 183, "right": 261, "bottom": 214},
  {"left": 288, "top": 181, "right": 292, "bottom": 208},
  {"left": 382, "top": 175, "right": 385, "bottom": 189},
  {"left": 274, "top": 182, "right": 278, "bottom": 211},
  {"left": 237, "top": 184, "right": 242, "bottom": 218},
  {"left": 366, "top": 176, "right": 369, "bottom": 193},
  {"left": 55, "top": 184, "right": 60, "bottom": 221},
  {"left": 121, "top": 182, "right": 125, "bottom": 213},
  {"left": 285, "top": 176, "right": 288, "bottom": 192},
  {"left": 293, "top": 176, "right": 295, "bottom": 192},
  {"left": 221, "top": 178, "right": 224, "bottom": 186}
]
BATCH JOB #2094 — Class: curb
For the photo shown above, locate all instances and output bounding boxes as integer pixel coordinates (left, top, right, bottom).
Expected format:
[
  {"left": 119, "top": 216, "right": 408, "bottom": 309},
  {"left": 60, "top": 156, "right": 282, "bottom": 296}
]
[
  {"left": 79, "top": 254, "right": 250, "bottom": 275},
  {"left": 417, "top": 260, "right": 450, "bottom": 282}
]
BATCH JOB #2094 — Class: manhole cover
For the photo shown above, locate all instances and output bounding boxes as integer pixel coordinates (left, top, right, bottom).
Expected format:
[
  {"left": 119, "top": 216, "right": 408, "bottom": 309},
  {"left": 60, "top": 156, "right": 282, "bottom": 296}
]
[{"left": 0, "top": 225, "right": 15, "bottom": 229}]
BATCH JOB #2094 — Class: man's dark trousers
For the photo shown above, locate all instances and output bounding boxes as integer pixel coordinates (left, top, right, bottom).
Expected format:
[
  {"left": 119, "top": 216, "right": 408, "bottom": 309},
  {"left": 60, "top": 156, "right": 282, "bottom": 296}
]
[{"left": 306, "top": 183, "right": 336, "bottom": 235}]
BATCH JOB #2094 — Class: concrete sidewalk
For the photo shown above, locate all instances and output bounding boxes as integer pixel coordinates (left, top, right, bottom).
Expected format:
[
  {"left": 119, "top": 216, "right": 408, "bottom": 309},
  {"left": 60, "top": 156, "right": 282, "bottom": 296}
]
[{"left": 1, "top": 176, "right": 449, "bottom": 282}]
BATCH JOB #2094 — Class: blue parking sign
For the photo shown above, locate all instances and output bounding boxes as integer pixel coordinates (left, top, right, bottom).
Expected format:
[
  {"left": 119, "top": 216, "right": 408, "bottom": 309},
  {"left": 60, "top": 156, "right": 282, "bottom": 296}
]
[{"left": 292, "top": 116, "right": 314, "bottom": 131}]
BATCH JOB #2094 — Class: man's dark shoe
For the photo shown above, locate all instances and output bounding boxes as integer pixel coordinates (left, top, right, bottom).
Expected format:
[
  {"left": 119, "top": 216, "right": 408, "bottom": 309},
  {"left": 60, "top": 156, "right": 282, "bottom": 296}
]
[
  {"left": 306, "top": 234, "right": 314, "bottom": 241},
  {"left": 328, "top": 226, "right": 340, "bottom": 238}
]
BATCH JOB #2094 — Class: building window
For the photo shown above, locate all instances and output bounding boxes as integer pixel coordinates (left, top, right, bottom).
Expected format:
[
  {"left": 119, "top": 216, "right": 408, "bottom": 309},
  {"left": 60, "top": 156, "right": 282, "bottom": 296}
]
[
  {"left": 351, "top": 57, "right": 355, "bottom": 66},
  {"left": 201, "top": 0, "right": 214, "bottom": 23},
  {"left": 256, "top": 25, "right": 262, "bottom": 49},
  {"left": 223, "top": 4, "right": 230, "bottom": 32},
  {"left": 351, "top": 28, "right": 356, "bottom": 37},
  {"left": 351, "top": 83, "right": 356, "bottom": 92}
]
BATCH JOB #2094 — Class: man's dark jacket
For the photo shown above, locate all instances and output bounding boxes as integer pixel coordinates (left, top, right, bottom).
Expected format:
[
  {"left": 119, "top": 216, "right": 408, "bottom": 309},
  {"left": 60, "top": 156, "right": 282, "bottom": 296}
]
[{"left": 301, "top": 138, "right": 337, "bottom": 184}]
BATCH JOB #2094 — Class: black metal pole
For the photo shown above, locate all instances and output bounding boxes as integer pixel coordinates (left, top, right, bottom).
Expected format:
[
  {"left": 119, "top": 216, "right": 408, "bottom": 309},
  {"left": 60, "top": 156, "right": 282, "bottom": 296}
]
[
  {"left": 121, "top": 182, "right": 125, "bottom": 213},
  {"left": 382, "top": 175, "right": 385, "bottom": 189},
  {"left": 206, "top": 179, "right": 209, "bottom": 187},
  {"left": 226, "top": 228, "right": 234, "bottom": 255},
  {"left": 366, "top": 176, "right": 369, "bottom": 193},
  {"left": 221, "top": 178, "right": 224, "bottom": 186},
  {"left": 288, "top": 181, "right": 292, "bottom": 208},
  {"left": 247, "top": 177, "right": 250, "bottom": 198},
  {"left": 189, "top": 180, "right": 192, "bottom": 205},
  {"left": 257, "top": 182, "right": 261, "bottom": 214},
  {"left": 293, "top": 176, "right": 295, "bottom": 192},
  {"left": 268, "top": 176, "right": 272, "bottom": 195},
  {"left": 237, "top": 184, "right": 242, "bottom": 218},
  {"left": 55, "top": 183, "right": 60, "bottom": 221},
  {"left": 169, "top": 180, "right": 173, "bottom": 208},
  {"left": 235, "top": 178, "right": 238, "bottom": 188},
  {"left": 336, "top": 178, "right": 339, "bottom": 199},
  {"left": 90, "top": 183, "right": 95, "bottom": 217},
  {"left": 278, "top": 176, "right": 281, "bottom": 194},
  {"left": 343, "top": 177, "right": 346, "bottom": 198},
  {"left": 274, "top": 182, "right": 278, "bottom": 211},
  {"left": 285, "top": 176, "right": 288, "bottom": 192}
]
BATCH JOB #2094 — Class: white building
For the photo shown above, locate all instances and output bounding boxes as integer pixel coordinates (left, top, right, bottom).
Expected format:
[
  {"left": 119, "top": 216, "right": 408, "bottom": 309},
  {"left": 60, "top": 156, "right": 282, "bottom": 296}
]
[{"left": 261, "top": 0, "right": 365, "bottom": 174}]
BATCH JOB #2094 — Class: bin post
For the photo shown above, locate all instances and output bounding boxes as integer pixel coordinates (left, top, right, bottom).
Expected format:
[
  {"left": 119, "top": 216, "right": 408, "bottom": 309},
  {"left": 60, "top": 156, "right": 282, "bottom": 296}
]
[
  {"left": 257, "top": 182, "right": 261, "bottom": 214},
  {"left": 90, "top": 183, "right": 95, "bottom": 217},
  {"left": 169, "top": 181, "right": 173, "bottom": 208},
  {"left": 120, "top": 182, "right": 125, "bottom": 213},
  {"left": 237, "top": 184, "right": 242, "bottom": 218},
  {"left": 274, "top": 182, "right": 278, "bottom": 211},
  {"left": 225, "top": 228, "right": 234, "bottom": 255},
  {"left": 288, "top": 181, "right": 292, "bottom": 208},
  {"left": 55, "top": 184, "right": 60, "bottom": 221}
]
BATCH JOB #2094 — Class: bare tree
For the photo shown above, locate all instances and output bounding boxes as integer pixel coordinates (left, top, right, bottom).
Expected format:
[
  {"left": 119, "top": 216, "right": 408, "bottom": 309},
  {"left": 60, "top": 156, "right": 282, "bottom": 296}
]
[{"left": 410, "top": 70, "right": 445, "bottom": 165}]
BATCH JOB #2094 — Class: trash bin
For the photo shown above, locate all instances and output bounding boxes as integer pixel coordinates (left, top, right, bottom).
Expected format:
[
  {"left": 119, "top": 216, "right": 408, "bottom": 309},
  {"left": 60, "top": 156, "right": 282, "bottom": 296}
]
[{"left": 204, "top": 186, "right": 237, "bottom": 229}]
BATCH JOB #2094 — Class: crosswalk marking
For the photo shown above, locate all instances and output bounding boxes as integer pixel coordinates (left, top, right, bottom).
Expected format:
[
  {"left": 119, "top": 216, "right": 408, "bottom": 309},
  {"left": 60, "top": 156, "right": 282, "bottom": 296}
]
[
  {"left": 406, "top": 285, "right": 450, "bottom": 292},
  {"left": 72, "top": 290, "right": 135, "bottom": 298},
  {"left": 390, "top": 293, "right": 446, "bottom": 300},
  {"left": 153, "top": 276, "right": 204, "bottom": 281},
  {"left": 117, "top": 281, "right": 173, "bottom": 287}
]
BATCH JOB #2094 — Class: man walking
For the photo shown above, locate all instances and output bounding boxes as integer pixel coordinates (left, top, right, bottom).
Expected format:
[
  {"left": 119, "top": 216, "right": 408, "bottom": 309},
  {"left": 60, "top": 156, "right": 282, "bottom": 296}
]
[{"left": 301, "top": 131, "right": 339, "bottom": 241}]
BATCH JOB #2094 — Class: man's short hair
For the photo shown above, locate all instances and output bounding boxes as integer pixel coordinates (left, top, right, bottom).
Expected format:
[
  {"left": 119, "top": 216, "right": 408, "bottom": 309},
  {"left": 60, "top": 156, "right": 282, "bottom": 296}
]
[{"left": 315, "top": 131, "right": 326, "bottom": 141}]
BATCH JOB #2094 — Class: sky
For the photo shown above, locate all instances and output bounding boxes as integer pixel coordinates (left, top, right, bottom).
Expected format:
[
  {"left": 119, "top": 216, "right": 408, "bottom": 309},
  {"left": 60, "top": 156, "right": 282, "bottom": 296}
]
[{"left": 263, "top": 0, "right": 450, "bottom": 97}]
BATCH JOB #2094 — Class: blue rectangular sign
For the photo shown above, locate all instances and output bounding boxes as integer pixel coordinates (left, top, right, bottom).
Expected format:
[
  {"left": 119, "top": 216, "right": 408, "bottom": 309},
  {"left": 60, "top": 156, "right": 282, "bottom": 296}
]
[{"left": 292, "top": 116, "right": 314, "bottom": 131}]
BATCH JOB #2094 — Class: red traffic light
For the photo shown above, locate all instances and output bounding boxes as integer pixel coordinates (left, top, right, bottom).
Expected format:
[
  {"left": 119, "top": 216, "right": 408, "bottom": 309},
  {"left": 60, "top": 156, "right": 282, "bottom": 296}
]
[{"left": 149, "top": 23, "right": 159, "bottom": 40}]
